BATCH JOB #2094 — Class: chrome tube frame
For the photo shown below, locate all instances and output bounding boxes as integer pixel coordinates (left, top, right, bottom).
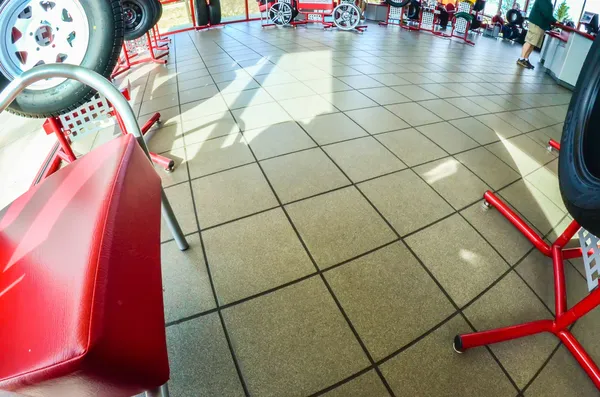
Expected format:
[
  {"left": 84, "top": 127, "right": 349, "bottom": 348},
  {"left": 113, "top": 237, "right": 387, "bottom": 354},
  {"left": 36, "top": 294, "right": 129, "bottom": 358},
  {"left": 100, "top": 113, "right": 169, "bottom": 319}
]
[{"left": 0, "top": 64, "right": 189, "bottom": 250}]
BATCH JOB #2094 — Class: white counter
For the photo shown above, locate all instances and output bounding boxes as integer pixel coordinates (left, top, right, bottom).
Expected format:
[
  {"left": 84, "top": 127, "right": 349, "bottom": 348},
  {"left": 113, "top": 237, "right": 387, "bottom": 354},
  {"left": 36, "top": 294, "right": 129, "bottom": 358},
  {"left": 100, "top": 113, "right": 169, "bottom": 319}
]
[{"left": 540, "top": 28, "right": 595, "bottom": 88}]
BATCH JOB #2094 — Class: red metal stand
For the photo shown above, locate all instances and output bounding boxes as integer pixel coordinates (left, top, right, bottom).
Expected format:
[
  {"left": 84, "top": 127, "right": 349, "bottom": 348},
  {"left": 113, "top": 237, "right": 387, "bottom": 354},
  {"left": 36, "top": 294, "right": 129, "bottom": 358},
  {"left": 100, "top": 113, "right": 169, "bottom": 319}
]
[
  {"left": 290, "top": 0, "right": 367, "bottom": 32},
  {"left": 378, "top": 3, "right": 419, "bottom": 30},
  {"left": 433, "top": 14, "right": 475, "bottom": 45},
  {"left": 112, "top": 31, "right": 169, "bottom": 79},
  {"left": 454, "top": 141, "right": 600, "bottom": 390},
  {"left": 33, "top": 90, "right": 174, "bottom": 186}
]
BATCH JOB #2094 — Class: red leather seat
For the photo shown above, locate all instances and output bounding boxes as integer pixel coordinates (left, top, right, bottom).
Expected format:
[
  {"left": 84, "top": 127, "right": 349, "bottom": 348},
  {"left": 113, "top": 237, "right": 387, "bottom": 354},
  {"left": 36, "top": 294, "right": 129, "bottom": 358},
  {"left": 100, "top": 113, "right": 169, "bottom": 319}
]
[{"left": 0, "top": 135, "right": 169, "bottom": 396}]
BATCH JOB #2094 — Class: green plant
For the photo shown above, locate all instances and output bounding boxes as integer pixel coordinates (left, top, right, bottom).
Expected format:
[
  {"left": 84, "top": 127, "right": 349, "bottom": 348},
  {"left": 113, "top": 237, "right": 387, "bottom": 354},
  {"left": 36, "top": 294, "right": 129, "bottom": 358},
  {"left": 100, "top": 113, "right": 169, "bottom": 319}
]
[{"left": 554, "top": 0, "right": 570, "bottom": 22}]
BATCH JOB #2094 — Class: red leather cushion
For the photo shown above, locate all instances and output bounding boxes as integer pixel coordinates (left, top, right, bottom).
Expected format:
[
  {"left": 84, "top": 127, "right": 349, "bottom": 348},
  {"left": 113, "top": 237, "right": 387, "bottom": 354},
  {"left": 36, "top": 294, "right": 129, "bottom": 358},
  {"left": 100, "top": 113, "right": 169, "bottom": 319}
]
[{"left": 0, "top": 135, "right": 168, "bottom": 396}]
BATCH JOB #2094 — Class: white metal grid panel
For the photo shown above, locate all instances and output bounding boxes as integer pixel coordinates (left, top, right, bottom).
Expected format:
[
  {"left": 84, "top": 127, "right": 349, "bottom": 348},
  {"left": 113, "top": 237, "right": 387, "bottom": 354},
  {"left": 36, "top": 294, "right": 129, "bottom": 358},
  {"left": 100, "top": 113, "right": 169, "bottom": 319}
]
[
  {"left": 579, "top": 229, "right": 600, "bottom": 292},
  {"left": 58, "top": 92, "right": 116, "bottom": 141},
  {"left": 455, "top": 1, "right": 471, "bottom": 33},
  {"left": 389, "top": 5, "right": 402, "bottom": 20},
  {"left": 125, "top": 36, "right": 150, "bottom": 54},
  {"left": 421, "top": 10, "right": 434, "bottom": 29}
]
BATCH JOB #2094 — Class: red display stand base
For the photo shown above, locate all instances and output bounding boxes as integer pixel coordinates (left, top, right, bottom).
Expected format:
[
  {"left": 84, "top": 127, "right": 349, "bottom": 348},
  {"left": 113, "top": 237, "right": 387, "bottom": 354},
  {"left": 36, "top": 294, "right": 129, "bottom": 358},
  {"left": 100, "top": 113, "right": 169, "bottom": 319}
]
[{"left": 454, "top": 141, "right": 600, "bottom": 390}]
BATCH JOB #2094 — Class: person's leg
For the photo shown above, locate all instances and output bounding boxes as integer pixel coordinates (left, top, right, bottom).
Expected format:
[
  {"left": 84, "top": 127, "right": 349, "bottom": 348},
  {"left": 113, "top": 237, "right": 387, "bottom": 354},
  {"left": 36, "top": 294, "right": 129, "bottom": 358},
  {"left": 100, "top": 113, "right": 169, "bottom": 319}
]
[
  {"left": 521, "top": 42, "right": 533, "bottom": 59},
  {"left": 439, "top": 10, "right": 449, "bottom": 28}
]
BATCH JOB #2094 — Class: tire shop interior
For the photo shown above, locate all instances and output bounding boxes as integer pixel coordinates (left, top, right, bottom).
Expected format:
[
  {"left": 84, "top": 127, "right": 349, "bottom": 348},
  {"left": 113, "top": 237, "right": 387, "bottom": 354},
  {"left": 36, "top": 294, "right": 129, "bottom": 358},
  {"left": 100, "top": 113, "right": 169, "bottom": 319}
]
[{"left": 2, "top": 0, "right": 600, "bottom": 396}]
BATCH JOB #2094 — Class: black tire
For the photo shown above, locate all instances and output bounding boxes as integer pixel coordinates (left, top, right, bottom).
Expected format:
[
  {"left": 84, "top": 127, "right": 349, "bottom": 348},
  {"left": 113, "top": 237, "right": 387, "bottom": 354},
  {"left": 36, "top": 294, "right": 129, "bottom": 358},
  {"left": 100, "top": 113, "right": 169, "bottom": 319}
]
[
  {"left": 194, "top": 0, "right": 209, "bottom": 26},
  {"left": 209, "top": 0, "right": 222, "bottom": 25},
  {"left": 123, "top": 0, "right": 157, "bottom": 40},
  {"left": 386, "top": 0, "right": 411, "bottom": 8},
  {"left": 506, "top": 9, "right": 523, "bottom": 26},
  {"left": 0, "top": 0, "right": 124, "bottom": 118},
  {"left": 407, "top": 1, "right": 420, "bottom": 20},
  {"left": 559, "top": 37, "right": 600, "bottom": 237},
  {"left": 151, "top": 0, "right": 164, "bottom": 27}
]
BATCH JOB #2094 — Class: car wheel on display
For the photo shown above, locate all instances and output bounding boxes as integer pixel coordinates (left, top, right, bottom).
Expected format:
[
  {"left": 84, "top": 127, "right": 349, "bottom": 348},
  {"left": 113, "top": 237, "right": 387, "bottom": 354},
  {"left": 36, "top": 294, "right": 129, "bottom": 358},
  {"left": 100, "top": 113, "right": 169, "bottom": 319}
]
[
  {"left": 559, "top": 37, "right": 600, "bottom": 237},
  {"left": 0, "top": 0, "right": 124, "bottom": 118},
  {"left": 385, "top": 0, "right": 411, "bottom": 8},
  {"left": 209, "top": 0, "right": 222, "bottom": 25},
  {"left": 194, "top": 0, "right": 209, "bottom": 26},
  {"left": 123, "top": 0, "right": 157, "bottom": 40},
  {"left": 333, "top": 2, "right": 361, "bottom": 30},
  {"left": 269, "top": 2, "right": 293, "bottom": 25}
]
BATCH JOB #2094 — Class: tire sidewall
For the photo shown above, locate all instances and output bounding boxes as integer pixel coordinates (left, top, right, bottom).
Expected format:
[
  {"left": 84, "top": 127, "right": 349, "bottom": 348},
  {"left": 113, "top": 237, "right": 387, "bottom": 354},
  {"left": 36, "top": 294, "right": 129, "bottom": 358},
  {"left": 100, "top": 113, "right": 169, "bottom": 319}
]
[
  {"left": 1, "top": 0, "right": 124, "bottom": 117},
  {"left": 124, "top": 0, "right": 156, "bottom": 40}
]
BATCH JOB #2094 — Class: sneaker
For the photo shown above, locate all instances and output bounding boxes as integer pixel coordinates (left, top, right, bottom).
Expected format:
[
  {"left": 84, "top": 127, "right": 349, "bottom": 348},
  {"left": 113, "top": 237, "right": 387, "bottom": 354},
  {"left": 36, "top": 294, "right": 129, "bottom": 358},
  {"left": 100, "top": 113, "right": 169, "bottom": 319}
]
[
  {"left": 516, "top": 59, "right": 528, "bottom": 68},
  {"left": 525, "top": 59, "right": 535, "bottom": 69}
]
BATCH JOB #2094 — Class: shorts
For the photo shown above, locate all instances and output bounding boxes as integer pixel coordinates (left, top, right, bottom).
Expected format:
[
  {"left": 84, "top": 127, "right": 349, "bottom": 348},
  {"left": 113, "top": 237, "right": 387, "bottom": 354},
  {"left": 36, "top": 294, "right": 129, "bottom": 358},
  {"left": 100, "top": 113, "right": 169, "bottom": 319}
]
[{"left": 525, "top": 23, "right": 545, "bottom": 48}]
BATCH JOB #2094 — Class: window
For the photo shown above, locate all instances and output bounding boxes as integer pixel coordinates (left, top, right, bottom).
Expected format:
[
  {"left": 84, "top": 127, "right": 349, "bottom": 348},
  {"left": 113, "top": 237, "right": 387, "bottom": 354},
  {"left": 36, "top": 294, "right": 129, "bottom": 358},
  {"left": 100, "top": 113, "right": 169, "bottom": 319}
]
[
  {"left": 555, "top": 0, "right": 586, "bottom": 23},
  {"left": 484, "top": 0, "right": 501, "bottom": 16}
]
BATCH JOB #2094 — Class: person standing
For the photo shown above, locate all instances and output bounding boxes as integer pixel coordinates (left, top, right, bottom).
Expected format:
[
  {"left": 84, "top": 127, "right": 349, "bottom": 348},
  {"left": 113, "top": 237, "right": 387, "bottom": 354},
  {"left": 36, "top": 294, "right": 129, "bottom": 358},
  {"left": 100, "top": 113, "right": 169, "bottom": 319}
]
[{"left": 518, "top": 0, "right": 556, "bottom": 69}]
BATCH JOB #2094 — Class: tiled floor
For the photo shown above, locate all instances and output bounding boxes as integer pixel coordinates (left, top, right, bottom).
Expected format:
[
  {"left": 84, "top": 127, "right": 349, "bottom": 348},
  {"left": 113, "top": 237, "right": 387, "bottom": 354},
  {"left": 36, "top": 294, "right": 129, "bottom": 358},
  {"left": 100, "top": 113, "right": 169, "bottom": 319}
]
[{"left": 1, "top": 20, "right": 597, "bottom": 397}]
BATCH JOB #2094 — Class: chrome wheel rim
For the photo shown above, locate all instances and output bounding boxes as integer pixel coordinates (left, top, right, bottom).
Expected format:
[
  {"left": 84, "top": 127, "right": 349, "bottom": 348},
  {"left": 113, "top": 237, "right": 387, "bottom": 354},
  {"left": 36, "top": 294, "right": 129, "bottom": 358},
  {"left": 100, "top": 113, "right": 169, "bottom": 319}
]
[
  {"left": 333, "top": 3, "right": 360, "bottom": 30},
  {"left": 269, "top": 2, "right": 293, "bottom": 25},
  {"left": 0, "top": 0, "right": 90, "bottom": 90}
]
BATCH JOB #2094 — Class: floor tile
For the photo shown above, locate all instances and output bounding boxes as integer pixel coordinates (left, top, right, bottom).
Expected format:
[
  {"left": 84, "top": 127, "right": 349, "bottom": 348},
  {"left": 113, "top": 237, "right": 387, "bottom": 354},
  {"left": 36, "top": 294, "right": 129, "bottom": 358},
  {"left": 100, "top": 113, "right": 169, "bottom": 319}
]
[
  {"left": 517, "top": 249, "right": 589, "bottom": 315},
  {"left": 419, "top": 84, "right": 461, "bottom": 99},
  {"left": 161, "top": 234, "right": 215, "bottom": 323},
  {"left": 463, "top": 272, "right": 558, "bottom": 388},
  {"left": 325, "top": 242, "right": 454, "bottom": 359},
  {"left": 380, "top": 315, "right": 516, "bottom": 397},
  {"left": 162, "top": 183, "right": 198, "bottom": 242},
  {"left": 359, "top": 87, "right": 411, "bottom": 106},
  {"left": 265, "top": 82, "right": 316, "bottom": 101},
  {"left": 244, "top": 121, "right": 316, "bottom": 160},
  {"left": 371, "top": 73, "right": 411, "bottom": 86},
  {"left": 217, "top": 78, "right": 261, "bottom": 95},
  {"left": 321, "top": 371, "right": 389, "bottom": 397},
  {"left": 279, "top": 95, "right": 338, "bottom": 120},
  {"left": 231, "top": 102, "right": 292, "bottom": 131},
  {"left": 418, "top": 99, "right": 469, "bottom": 121},
  {"left": 183, "top": 112, "right": 240, "bottom": 145},
  {"left": 192, "top": 164, "right": 278, "bottom": 228},
  {"left": 286, "top": 187, "right": 396, "bottom": 269},
  {"left": 450, "top": 117, "right": 500, "bottom": 145},
  {"left": 300, "top": 112, "right": 368, "bottom": 145},
  {"left": 392, "top": 85, "right": 438, "bottom": 101},
  {"left": 180, "top": 95, "right": 229, "bottom": 120},
  {"left": 414, "top": 158, "right": 490, "bottom": 209},
  {"left": 376, "top": 128, "right": 447, "bottom": 167},
  {"left": 445, "top": 97, "right": 490, "bottom": 116},
  {"left": 139, "top": 105, "right": 181, "bottom": 128},
  {"left": 186, "top": 133, "right": 254, "bottom": 178},
  {"left": 359, "top": 169, "right": 453, "bottom": 236},
  {"left": 140, "top": 94, "right": 179, "bottom": 116},
  {"left": 179, "top": 84, "right": 220, "bottom": 105},
  {"left": 416, "top": 122, "right": 478, "bottom": 154},
  {"left": 385, "top": 103, "right": 443, "bottom": 127},
  {"left": 203, "top": 208, "right": 314, "bottom": 304},
  {"left": 486, "top": 135, "right": 556, "bottom": 176},
  {"left": 156, "top": 148, "right": 189, "bottom": 188},
  {"left": 324, "top": 137, "right": 406, "bottom": 183},
  {"left": 167, "top": 313, "right": 245, "bottom": 397},
  {"left": 222, "top": 278, "right": 370, "bottom": 397},
  {"left": 303, "top": 77, "right": 354, "bottom": 94},
  {"left": 499, "top": 180, "right": 565, "bottom": 235},
  {"left": 338, "top": 75, "right": 385, "bottom": 89},
  {"left": 145, "top": 123, "right": 185, "bottom": 153},
  {"left": 524, "top": 160, "right": 564, "bottom": 209},
  {"left": 476, "top": 114, "right": 522, "bottom": 140},
  {"left": 396, "top": 73, "right": 434, "bottom": 84},
  {"left": 460, "top": 200, "right": 534, "bottom": 265},
  {"left": 495, "top": 111, "right": 536, "bottom": 133},
  {"left": 221, "top": 88, "right": 275, "bottom": 109},
  {"left": 345, "top": 107, "right": 409, "bottom": 135},
  {"left": 261, "top": 148, "right": 350, "bottom": 203},
  {"left": 406, "top": 214, "right": 509, "bottom": 307},
  {"left": 525, "top": 346, "right": 598, "bottom": 397},
  {"left": 322, "top": 91, "right": 378, "bottom": 111},
  {"left": 254, "top": 71, "right": 298, "bottom": 86},
  {"left": 454, "top": 147, "right": 520, "bottom": 190}
]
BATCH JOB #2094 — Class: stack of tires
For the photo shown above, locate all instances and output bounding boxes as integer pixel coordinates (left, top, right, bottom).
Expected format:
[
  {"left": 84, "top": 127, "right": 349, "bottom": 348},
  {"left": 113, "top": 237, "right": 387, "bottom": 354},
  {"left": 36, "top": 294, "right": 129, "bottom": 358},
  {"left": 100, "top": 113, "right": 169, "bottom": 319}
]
[
  {"left": 194, "top": 0, "right": 222, "bottom": 26},
  {"left": 504, "top": 9, "right": 527, "bottom": 43}
]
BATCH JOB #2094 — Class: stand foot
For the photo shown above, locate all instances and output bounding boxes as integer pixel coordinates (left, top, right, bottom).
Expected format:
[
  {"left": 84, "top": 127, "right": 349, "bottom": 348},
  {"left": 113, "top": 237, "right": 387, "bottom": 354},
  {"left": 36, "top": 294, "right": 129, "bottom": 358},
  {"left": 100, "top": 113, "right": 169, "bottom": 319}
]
[{"left": 453, "top": 335, "right": 464, "bottom": 354}]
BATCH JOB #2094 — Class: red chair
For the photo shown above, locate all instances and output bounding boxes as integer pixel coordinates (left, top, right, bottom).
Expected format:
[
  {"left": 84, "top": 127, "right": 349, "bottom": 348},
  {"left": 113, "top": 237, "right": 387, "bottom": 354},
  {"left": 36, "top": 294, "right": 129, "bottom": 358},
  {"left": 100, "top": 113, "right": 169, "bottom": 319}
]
[{"left": 0, "top": 134, "right": 170, "bottom": 396}]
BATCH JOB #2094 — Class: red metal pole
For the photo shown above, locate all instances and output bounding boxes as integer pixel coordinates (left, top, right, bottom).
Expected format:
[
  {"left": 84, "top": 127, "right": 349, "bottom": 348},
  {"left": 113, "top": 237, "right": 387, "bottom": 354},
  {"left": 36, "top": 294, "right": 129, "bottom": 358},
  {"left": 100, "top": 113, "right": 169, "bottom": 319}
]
[
  {"left": 458, "top": 320, "right": 553, "bottom": 350},
  {"left": 554, "top": 220, "right": 581, "bottom": 248},
  {"left": 553, "top": 245, "right": 567, "bottom": 316},
  {"left": 556, "top": 287, "right": 600, "bottom": 329},
  {"left": 245, "top": 0, "right": 250, "bottom": 20},
  {"left": 483, "top": 191, "right": 552, "bottom": 256},
  {"left": 549, "top": 139, "right": 561, "bottom": 151},
  {"left": 558, "top": 331, "right": 600, "bottom": 389},
  {"left": 191, "top": 0, "right": 197, "bottom": 28},
  {"left": 48, "top": 118, "right": 77, "bottom": 162}
]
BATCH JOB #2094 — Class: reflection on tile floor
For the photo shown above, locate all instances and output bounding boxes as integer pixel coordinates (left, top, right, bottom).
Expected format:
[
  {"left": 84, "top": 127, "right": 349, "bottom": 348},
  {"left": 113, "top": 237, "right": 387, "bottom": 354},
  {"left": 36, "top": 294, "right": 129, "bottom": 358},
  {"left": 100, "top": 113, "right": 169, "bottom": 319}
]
[{"left": 2, "top": 20, "right": 595, "bottom": 396}]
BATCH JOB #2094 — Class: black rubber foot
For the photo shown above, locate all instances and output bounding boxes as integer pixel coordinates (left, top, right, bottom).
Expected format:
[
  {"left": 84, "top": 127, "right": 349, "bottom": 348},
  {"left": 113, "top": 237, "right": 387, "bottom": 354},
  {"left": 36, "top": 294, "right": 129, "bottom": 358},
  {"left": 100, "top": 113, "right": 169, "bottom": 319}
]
[{"left": 453, "top": 335, "right": 464, "bottom": 353}]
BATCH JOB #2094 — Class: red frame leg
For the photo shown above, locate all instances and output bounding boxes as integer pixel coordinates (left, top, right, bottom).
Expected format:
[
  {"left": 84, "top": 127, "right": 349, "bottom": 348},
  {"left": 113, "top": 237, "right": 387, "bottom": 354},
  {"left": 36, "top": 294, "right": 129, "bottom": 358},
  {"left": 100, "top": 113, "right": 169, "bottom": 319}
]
[{"left": 456, "top": 179, "right": 600, "bottom": 389}]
